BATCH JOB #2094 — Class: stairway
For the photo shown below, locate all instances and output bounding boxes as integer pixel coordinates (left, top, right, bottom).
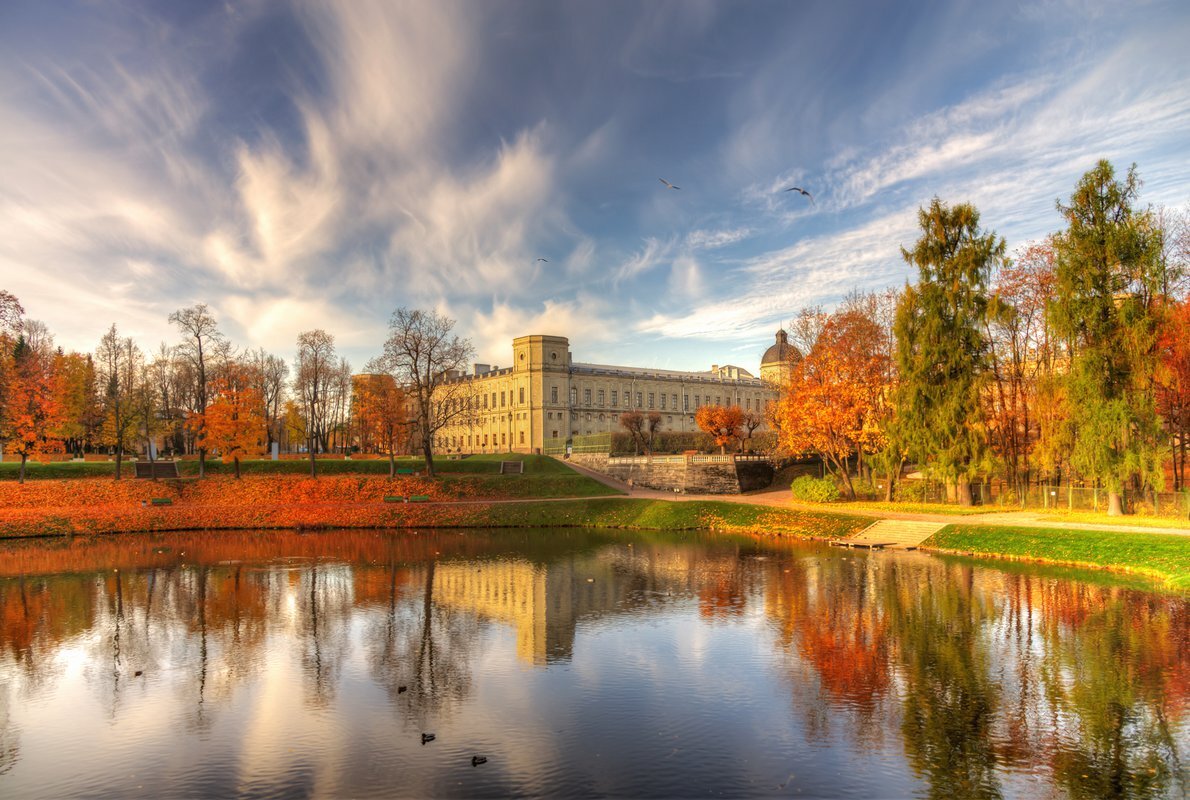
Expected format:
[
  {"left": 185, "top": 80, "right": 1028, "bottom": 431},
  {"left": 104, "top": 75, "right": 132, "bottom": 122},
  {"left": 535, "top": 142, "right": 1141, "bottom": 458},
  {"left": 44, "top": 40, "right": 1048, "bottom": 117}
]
[{"left": 834, "top": 519, "right": 947, "bottom": 550}]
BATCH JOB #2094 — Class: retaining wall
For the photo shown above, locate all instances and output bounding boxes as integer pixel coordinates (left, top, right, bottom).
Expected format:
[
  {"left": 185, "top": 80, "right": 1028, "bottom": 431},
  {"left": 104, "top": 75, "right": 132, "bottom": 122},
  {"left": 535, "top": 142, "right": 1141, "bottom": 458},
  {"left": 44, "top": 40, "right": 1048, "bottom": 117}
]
[{"left": 568, "top": 453, "right": 772, "bottom": 495}]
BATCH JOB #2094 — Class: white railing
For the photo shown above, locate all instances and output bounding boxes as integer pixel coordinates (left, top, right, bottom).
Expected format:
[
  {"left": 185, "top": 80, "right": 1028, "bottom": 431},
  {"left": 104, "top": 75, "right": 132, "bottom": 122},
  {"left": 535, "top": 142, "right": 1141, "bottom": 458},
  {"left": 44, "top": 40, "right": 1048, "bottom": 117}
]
[{"left": 607, "top": 453, "right": 770, "bottom": 466}]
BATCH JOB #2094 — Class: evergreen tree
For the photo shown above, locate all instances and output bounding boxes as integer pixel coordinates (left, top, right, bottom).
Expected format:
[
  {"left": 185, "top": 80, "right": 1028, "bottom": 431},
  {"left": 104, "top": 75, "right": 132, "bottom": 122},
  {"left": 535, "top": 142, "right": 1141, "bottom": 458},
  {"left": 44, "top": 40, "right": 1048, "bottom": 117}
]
[
  {"left": 1050, "top": 160, "right": 1166, "bottom": 515},
  {"left": 894, "top": 198, "right": 1004, "bottom": 505}
]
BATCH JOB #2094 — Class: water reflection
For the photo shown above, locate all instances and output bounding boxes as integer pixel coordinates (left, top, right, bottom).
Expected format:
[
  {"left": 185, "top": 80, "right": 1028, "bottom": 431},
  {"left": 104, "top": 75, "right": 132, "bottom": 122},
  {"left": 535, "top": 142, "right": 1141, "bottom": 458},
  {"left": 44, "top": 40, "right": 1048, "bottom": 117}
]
[{"left": 0, "top": 529, "right": 1185, "bottom": 798}]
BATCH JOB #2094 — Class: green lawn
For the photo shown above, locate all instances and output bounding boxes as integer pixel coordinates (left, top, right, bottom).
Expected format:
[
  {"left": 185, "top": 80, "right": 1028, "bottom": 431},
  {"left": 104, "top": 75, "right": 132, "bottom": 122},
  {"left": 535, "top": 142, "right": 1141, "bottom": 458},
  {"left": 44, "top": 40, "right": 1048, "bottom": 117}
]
[
  {"left": 926, "top": 524, "right": 1190, "bottom": 590},
  {"left": 1027, "top": 510, "right": 1190, "bottom": 530},
  {"left": 0, "top": 453, "right": 570, "bottom": 479},
  {"left": 827, "top": 499, "right": 1006, "bottom": 516}
]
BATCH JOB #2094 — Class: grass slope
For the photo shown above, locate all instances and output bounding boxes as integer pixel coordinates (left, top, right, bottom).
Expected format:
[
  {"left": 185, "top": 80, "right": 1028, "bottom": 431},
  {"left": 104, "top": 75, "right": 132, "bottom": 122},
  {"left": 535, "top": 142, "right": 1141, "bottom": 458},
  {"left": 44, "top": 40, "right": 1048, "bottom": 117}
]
[{"left": 926, "top": 524, "right": 1190, "bottom": 590}]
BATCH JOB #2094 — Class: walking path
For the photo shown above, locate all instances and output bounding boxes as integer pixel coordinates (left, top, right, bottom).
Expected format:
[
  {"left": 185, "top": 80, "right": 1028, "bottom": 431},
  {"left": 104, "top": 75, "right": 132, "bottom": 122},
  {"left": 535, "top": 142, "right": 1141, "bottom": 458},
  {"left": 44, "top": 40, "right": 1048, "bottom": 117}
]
[{"left": 558, "top": 459, "right": 1190, "bottom": 538}]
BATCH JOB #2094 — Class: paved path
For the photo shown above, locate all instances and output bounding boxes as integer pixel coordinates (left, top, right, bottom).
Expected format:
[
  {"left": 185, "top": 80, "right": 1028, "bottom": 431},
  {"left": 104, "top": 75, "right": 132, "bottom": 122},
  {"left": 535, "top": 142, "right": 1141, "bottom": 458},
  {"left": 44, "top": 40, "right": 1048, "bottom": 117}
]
[{"left": 557, "top": 459, "right": 1190, "bottom": 538}]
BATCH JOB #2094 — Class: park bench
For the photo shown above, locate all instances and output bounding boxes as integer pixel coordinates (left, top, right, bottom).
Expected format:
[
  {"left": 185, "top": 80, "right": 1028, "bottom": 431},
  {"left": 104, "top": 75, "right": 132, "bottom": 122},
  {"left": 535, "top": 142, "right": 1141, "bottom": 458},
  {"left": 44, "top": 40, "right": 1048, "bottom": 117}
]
[
  {"left": 135, "top": 461, "right": 180, "bottom": 479},
  {"left": 150, "top": 497, "right": 173, "bottom": 506},
  {"left": 408, "top": 495, "right": 431, "bottom": 502},
  {"left": 395, "top": 468, "right": 415, "bottom": 475},
  {"left": 383, "top": 495, "right": 407, "bottom": 503}
]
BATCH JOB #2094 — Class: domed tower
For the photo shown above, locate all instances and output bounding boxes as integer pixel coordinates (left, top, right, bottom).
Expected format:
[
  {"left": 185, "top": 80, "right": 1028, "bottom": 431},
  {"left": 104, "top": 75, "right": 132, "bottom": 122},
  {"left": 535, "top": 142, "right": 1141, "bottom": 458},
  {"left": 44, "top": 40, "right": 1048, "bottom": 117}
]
[{"left": 759, "top": 329, "right": 801, "bottom": 386}]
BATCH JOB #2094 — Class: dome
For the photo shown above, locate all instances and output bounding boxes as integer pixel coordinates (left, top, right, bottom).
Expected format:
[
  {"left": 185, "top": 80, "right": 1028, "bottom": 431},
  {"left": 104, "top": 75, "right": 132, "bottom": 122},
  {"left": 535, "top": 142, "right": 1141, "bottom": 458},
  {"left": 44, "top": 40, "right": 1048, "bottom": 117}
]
[{"left": 760, "top": 329, "right": 801, "bottom": 366}]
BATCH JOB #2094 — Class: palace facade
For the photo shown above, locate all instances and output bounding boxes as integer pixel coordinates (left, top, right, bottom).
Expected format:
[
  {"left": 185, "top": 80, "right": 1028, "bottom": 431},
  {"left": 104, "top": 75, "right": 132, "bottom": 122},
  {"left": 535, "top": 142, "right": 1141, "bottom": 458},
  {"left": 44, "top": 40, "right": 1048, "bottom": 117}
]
[{"left": 433, "top": 331, "right": 796, "bottom": 454}]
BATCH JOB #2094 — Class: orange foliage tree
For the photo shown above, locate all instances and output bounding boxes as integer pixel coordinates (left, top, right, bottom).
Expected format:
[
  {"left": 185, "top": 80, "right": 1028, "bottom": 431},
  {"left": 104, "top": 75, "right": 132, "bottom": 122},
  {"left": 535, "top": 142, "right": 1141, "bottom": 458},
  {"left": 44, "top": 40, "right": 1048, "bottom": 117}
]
[
  {"left": 4, "top": 335, "right": 64, "bottom": 482},
  {"left": 1158, "top": 299, "right": 1190, "bottom": 490},
  {"left": 696, "top": 404, "right": 743, "bottom": 454},
  {"left": 354, "top": 368, "right": 409, "bottom": 478},
  {"left": 775, "top": 309, "right": 887, "bottom": 499},
  {"left": 201, "top": 366, "right": 266, "bottom": 479}
]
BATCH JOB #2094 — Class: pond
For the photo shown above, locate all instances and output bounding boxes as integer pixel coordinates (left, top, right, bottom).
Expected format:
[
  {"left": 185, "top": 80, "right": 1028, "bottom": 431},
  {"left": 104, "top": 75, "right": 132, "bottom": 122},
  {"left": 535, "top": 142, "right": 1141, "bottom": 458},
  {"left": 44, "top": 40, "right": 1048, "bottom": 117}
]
[{"left": 0, "top": 528, "right": 1185, "bottom": 798}]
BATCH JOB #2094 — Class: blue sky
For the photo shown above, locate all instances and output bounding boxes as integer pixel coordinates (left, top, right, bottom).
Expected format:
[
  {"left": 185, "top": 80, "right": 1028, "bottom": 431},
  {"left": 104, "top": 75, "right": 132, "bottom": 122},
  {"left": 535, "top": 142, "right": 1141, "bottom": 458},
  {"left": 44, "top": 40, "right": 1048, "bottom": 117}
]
[{"left": 1, "top": 0, "right": 1188, "bottom": 372}]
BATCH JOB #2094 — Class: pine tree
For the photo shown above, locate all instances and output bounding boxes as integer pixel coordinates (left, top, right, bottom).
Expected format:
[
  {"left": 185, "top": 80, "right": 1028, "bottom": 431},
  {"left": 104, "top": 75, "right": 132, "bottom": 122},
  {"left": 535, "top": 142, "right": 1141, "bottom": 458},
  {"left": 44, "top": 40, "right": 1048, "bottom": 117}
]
[
  {"left": 894, "top": 198, "right": 1004, "bottom": 505},
  {"left": 1050, "top": 161, "right": 1166, "bottom": 515}
]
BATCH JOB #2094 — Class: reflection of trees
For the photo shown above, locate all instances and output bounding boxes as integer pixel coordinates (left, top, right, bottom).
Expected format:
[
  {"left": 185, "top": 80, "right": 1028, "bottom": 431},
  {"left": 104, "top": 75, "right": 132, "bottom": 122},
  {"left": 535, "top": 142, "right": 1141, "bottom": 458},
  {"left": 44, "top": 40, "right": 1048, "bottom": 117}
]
[
  {"left": 295, "top": 564, "right": 353, "bottom": 708},
  {"left": 1035, "top": 582, "right": 1186, "bottom": 799},
  {"left": 0, "top": 681, "right": 18, "bottom": 777},
  {"left": 364, "top": 559, "right": 478, "bottom": 724},
  {"left": 881, "top": 561, "right": 1002, "bottom": 799}
]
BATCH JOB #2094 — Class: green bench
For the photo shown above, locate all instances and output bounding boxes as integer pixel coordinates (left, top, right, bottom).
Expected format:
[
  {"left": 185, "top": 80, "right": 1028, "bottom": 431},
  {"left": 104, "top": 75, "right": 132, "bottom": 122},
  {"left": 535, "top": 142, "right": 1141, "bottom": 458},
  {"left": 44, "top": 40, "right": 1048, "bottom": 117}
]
[
  {"left": 395, "top": 468, "right": 415, "bottom": 475},
  {"left": 150, "top": 497, "right": 173, "bottom": 506},
  {"left": 384, "top": 495, "right": 407, "bottom": 503},
  {"left": 409, "top": 495, "right": 431, "bottom": 503}
]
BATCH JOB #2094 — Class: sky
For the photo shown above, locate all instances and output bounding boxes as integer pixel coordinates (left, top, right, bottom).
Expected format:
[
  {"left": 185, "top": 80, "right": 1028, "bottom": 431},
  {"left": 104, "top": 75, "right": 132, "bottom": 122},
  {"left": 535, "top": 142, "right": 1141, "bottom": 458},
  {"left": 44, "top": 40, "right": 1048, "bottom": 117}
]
[{"left": 1, "top": 0, "right": 1188, "bottom": 373}]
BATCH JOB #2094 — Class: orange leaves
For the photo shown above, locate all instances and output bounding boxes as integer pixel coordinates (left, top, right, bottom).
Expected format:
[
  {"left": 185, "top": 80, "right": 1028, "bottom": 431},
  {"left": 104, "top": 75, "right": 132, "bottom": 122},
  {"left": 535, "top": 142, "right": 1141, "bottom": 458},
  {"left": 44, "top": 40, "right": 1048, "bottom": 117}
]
[{"left": 695, "top": 405, "right": 744, "bottom": 452}]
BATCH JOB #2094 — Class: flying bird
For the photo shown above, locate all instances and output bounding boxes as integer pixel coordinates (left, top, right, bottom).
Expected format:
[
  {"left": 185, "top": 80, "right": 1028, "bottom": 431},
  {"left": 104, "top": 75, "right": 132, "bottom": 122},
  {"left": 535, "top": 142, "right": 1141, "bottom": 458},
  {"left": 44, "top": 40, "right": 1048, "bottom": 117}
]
[
  {"left": 535, "top": 257, "right": 549, "bottom": 263},
  {"left": 658, "top": 177, "right": 681, "bottom": 190},
  {"left": 783, "top": 186, "right": 814, "bottom": 203}
]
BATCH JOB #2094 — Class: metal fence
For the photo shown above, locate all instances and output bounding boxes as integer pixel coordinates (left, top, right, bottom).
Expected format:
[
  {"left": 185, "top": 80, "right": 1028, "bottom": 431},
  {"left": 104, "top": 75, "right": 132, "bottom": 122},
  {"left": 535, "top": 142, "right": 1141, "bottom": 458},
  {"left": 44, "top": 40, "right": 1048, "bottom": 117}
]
[{"left": 879, "top": 479, "right": 1190, "bottom": 517}]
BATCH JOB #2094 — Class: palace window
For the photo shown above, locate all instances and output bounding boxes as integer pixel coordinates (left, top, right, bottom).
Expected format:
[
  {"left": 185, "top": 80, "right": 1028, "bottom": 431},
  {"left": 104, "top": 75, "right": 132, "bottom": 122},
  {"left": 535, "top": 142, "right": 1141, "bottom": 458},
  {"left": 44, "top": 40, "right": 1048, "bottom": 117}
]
[
  {"left": 623, "top": 387, "right": 630, "bottom": 407},
  {"left": 551, "top": 386, "right": 558, "bottom": 403},
  {"left": 648, "top": 393, "right": 655, "bottom": 408},
  {"left": 483, "top": 435, "right": 488, "bottom": 446},
  {"left": 672, "top": 394, "right": 678, "bottom": 409},
  {"left": 584, "top": 388, "right": 592, "bottom": 404},
  {"left": 552, "top": 430, "right": 558, "bottom": 438},
  {"left": 597, "top": 389, "right": 605, "bottom": 406},
  {"left": 635, "top": 392, "right": 642, "bottom": 407},
  {"left": 501, "top": 391, "right": 506, "bottom": 407},
  {"left": 611, "top": 390, "right": 618, "bottom": 406},
  {"left": 519, "top": 431, "right": 525, "bottom": 444},
  {"left": 501, "top": 433, "right": 506, "bottom": 445},
  {"left": 694, "top": 395, "right": 701, "bottom": 408},
  {"left": 715, "top": 396, "right": 721, "bottom": 406},
  {"left": 483, "top": 394, "right": 489, "bottom": 409},
  {"left": 491, "top": 392, "right": 497, "bottom": 408},
  {"left": 519, "top": 387, "right": 525, "bottom": 404},
  {"left": 683, "top": 394, "right": 689, "bottom": 410},
  {"left": 660, "top": 393, "right": 666, "bottom": 409}
]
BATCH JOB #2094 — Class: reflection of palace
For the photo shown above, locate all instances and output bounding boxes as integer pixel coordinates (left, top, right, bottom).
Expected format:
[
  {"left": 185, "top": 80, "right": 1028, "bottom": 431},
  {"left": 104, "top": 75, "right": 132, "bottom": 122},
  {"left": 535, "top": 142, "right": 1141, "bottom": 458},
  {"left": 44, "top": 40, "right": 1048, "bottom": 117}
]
[
  {"left": 433, "top": 546, "right": 752, "bottom": 664},
  {"left": 434, "top": 558, "right": 624, "bottom": 665}
]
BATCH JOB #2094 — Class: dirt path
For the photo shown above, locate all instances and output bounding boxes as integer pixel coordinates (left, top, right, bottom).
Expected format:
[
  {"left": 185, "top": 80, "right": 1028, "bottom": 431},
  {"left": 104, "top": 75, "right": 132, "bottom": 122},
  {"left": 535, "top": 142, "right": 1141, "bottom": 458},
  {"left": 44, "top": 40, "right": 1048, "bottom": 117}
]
[{"left": 557, "top": 459, "right": 1190, "bottom": 537}]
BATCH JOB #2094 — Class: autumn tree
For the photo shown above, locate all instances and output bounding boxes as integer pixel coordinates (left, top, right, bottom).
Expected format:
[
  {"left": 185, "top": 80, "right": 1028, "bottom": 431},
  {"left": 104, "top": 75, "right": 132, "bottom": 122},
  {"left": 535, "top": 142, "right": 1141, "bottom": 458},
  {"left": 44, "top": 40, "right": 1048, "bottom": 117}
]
[
  {"left": 985, "top": 239, "right": 1060, "bottom": 498},
  {"left": 380, "top": 308, "right": 475, "bottom": 477},
  {"left": 170, "top": 304, "right": 225, "bottom": 477},
  {"left": 3, "top": 335, "right": 63, "bottom": 482},
  {"left": 1049, "top": 162, "right": 1169, "bottom": 515},
  {"left": 202, "top": 364, "right": 266, "bottom": 479},
  {"left": 696, "top": 404, "right": 743, "bottom": 454},
  {"left": 51, "top": 351, "right": 103, "bottom": 456},
  {"left": 620, "top": 410, "right": 646, "bottom": 455},
  {"left": 356, "top": 364, "right": 409, "bottom": 478},
  {"left": 775, "top": 308, "right": 887, "bottom": 499},
  {"left": 644, "top": 410, "right": 663, "bottom": 455},
  {"left": 740, "top": 409, "right": 765, "bottom": 452},
  {"left": 1157, "top": 299, "right": 1190, "bottom": 490},
  {"left": 95, "top": 325, "right": 143, "bottom": 479},
  {"left": 294, "top": 329, "right": 338, "bottom": 478},
  {"left": 0, "top": 291, "right": 25, "bottom": 454},
  {"left": 894, "top": 198, "right": 1004, "bottom": 506}
]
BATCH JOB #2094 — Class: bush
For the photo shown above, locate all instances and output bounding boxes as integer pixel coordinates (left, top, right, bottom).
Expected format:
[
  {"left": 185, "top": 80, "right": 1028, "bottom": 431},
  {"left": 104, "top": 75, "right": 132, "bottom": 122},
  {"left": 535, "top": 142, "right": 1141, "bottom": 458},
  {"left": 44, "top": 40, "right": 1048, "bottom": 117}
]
[
  {"left": 896, "top": 481, "right": 928, "bottom": 502},
  {"left": 790, "top": 475, "right": 840, "bottom": 503}
]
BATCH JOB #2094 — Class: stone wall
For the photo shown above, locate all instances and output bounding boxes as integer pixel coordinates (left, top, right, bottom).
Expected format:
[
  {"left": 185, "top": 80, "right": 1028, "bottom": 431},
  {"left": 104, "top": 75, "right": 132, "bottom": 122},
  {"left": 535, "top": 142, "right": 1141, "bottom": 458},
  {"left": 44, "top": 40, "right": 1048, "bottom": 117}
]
[{"left": 567, "top": 453, "right": 772, "bottom": 495}]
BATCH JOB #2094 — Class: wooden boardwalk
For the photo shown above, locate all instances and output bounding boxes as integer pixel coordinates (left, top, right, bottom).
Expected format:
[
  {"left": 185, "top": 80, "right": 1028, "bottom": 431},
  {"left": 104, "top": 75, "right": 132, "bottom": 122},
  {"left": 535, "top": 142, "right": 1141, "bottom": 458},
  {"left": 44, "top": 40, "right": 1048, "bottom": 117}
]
[{"left": 833, "top": 519, "right": 948, "bottom": 550}]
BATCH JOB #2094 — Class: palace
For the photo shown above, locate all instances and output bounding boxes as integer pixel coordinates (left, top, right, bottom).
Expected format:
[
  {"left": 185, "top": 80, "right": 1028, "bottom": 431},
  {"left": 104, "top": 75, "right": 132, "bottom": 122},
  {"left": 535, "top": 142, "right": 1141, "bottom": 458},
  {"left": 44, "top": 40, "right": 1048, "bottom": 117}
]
[{"left": 433, "top": 330, "right": 797, "bottom": 454}]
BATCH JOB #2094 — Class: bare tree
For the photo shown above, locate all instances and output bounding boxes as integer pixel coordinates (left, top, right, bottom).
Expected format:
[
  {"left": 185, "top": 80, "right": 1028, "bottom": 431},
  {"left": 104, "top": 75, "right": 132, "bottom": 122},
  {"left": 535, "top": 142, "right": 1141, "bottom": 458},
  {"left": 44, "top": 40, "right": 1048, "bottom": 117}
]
[
  {"left": 294, "top": 329, "right": 337, "bottom": 478},
  {"left": 620, "top": 410, "right": 645, "bottom": 455},
  {"left": 246, "top": 347, "right": 289, "bottom": 453},
  {"left": 169, "top": 304, "right": 224, "bottom": 477},
  {"left": 380, "top": 308, "right": 475, "bottom": 477},
  {"left": 96, "top": 325, "right": 143, "bottom": 479}
]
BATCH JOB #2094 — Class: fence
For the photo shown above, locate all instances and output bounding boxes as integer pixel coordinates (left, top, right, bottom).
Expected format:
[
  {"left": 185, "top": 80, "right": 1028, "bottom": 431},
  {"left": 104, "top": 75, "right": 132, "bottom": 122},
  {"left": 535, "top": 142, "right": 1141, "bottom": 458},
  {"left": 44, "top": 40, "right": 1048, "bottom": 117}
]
[{"left": 883, "top": 479, "right": 1190, "bottom": 517}]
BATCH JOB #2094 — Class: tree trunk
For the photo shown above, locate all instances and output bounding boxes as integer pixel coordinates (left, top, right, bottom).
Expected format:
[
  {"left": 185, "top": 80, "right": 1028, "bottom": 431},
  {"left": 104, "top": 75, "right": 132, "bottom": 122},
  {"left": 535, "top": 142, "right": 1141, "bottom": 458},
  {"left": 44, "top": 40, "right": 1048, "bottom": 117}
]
[
  {"left": 389, "top": 452, "right": 396, "bottom": 480},
  {"left": 198, "top": 448, "right": 206, "bottom": 478},
  {"left": 19, "top": 454, "right": 26, "bottom": 485},
  {"left": 115, "top": 449, "right": 123, "bottom": 480},
  {"left": 234, "top": 456, "right": 241, "bottom": 480},
  {"left": 1107, "top": 491, "right": 1125, "bottom": 516},
  {"left": 423, "top": 440, "right": 436, "bottom": 477},
  {"left": 308, "top": 438, "right": 317, "bottom": 479},
  {"left": 957, "top": 476, "right": 974, "bottom": 507}
]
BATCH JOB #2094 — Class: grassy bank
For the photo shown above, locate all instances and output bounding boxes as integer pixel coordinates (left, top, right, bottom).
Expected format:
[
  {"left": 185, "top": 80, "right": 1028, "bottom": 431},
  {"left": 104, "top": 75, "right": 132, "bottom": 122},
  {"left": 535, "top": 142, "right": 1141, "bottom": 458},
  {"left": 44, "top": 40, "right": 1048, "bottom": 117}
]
[
  {"left": 0, "top": 452, "right": 572, "bottom": 480},
  {"left": 925, "top": 524, "right": 1190, "bottom": 590}
]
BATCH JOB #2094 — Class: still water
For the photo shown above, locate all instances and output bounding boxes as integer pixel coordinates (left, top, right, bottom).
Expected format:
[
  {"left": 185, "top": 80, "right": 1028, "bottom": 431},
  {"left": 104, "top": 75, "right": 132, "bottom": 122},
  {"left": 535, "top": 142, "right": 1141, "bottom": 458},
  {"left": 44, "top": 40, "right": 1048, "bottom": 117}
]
[{"left": 0, "top": 528, "right": 1185, "bottom": 798}]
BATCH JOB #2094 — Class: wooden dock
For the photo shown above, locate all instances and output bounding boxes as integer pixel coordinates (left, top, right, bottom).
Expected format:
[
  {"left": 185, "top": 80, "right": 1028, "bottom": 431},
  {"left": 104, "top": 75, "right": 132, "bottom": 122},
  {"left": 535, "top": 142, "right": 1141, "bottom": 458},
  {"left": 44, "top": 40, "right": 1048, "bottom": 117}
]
[{"left": 833, "top": 519, "right": 948, "bottom": 551}]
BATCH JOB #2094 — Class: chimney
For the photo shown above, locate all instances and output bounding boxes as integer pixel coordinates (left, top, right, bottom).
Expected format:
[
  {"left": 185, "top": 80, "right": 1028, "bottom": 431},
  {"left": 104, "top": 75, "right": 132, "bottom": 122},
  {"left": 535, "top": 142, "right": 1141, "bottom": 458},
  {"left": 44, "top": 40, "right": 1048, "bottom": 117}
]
[{"left": 473, "top": 363, "right": 491, "bottom": 376}]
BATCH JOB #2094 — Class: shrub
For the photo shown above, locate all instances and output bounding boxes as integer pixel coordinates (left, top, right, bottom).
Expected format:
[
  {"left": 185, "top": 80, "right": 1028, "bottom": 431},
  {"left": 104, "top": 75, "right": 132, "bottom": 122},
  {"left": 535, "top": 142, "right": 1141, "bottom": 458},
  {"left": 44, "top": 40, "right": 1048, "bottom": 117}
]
[
  {"left": 896, "top": 481, "right": 928, "bottom": 502},
  {"left": 790, "top": 475, "right": 840, "bottom": 503}
]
